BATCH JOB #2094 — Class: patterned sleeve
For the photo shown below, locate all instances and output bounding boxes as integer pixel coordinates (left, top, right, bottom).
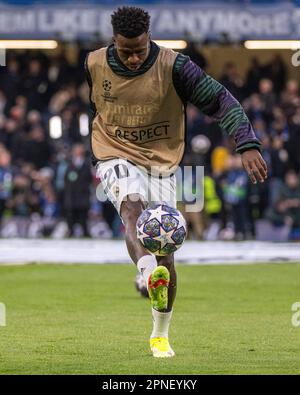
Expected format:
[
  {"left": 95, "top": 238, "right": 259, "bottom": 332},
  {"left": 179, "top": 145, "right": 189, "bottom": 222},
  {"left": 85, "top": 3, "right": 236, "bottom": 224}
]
[{"left": 172, "top": 54, "right": 261, "bottom": 153}]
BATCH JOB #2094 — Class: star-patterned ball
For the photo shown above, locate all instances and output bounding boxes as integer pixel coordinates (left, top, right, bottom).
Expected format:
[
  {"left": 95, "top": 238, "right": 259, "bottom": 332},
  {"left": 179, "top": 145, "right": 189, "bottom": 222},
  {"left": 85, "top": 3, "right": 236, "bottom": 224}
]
[{"left": 136, "top": 204, "right": 187, "bottom": 256}]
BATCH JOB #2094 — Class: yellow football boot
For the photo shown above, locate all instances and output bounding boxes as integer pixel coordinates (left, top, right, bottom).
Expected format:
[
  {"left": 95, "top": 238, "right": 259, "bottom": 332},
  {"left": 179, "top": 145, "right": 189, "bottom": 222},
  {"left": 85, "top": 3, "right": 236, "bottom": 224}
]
[{"left": 150, "top": 337, "right": 175, "bottom": 358}]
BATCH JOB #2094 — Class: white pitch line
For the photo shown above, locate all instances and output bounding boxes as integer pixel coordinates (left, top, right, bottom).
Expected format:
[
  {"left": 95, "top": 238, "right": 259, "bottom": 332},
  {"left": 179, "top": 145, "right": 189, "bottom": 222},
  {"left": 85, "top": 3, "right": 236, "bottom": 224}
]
[{"left": 0, "top": 239, "right": 300, "bottom": 265}]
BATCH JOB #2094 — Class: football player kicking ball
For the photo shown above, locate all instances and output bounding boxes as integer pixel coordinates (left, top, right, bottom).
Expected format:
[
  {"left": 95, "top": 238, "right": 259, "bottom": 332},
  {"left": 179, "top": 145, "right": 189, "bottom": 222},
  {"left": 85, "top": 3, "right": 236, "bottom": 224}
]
[{"left": 85, "top": 6, "right": 267, "bottom": 358}]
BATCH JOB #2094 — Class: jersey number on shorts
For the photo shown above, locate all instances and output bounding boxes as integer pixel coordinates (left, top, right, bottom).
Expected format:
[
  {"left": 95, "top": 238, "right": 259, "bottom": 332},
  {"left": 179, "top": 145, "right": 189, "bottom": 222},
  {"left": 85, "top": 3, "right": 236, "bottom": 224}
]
[{"left": 104, "top": 164, "right": 130, "bottom": 189}]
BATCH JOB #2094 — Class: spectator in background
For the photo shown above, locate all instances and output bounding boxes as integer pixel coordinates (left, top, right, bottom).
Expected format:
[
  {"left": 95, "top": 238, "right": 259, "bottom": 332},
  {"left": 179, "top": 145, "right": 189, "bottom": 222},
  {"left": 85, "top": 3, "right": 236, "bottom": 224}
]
[
  {"left": 202, "top": 174, "right": 222, "bottom": 240},
  {"left": 270, "top": 135, "right": 289, "bottom": 181},
  {"left": 30, "top": 167, "right": 58, "bottom": 219},
  {"left": 266, "top": 169, "right": 300, "bottom": 240},
  {"left": 0, "top": 90, "right": 8, "bottom": 116},
  {"left": 47, "top": 54, "right": 72, "bottom": 93},
  {"left": 258, "top": 79, "right": 276, "bottom": 124},
  {"left": 246, "top": 57, "right": 263, "bottom": 95},
  {"left": 23, "top": 126, "right": 53, "bottom": 169},
  {"left": 220, "top": 62, "right": 246, "bottom": 102},
  {"left": 61, "top": 108, "right": 81, "bottom": 144},
  {"left": 0, "top": 114, "right": 6, "bottom": 145},
  {"left": 8, "top": 173, "right": 34, "bottom": 217},
  {"left": 182, "top": 41, "right": 207, "bottom": 70},
  {"left": 243, "top": 93, "right": 266, "bottom": 124},
  {"left": 54, "top": 147, "right": 69, "bottom": 216},
  {"left": 25, "top": 110, "right": 43, "bottom": 132},
  {"left": 270, "top": 106, "right": 289, "bottom": 143},
  {"left": 223, "top": 155, "right": 250, "bottom": 240},
  {"left": 21, "top": 58, "right": 49, "bottom": 111},
  {"left": 0, "top": 146, "right": 13, "bottom": 224},
  {"left": 280, "top": 80, "right": 300, "bottom": 119},
  {"left": 287, "top": 107, "right": 300, "bottom": 172},
  {"left": 186, "top": 104, "right": 204, "bottom": 143},
  {"left": 25, "top": 167, "right": 59, "bottom": 237},
  {"left": 0, "top": 57, "right": 21, "bottom": 106},
  {"left": 264, "top": 54, "right": 287, "bottom": 95},
  {"left": 64, "top": 143, "right": 92, "bottom": 237},
  {"left": 7, "top": 118, "right": 22, "bottom": 152}
]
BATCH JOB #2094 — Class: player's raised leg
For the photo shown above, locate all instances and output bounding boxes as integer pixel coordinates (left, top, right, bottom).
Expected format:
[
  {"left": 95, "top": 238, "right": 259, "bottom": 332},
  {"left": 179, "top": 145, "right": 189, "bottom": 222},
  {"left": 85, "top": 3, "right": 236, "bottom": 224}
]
[
  {"left": 120, "top": 195, "right": 170, "bottom": 309},
  {"left": 121, "top": 196, "right": 174, "bottom": 357},
  {"left": 120, "top": 196, "right": 159, "bottom": 291},
  {"left": 149, "top": 254, "right": 176, "bottom": 357}
]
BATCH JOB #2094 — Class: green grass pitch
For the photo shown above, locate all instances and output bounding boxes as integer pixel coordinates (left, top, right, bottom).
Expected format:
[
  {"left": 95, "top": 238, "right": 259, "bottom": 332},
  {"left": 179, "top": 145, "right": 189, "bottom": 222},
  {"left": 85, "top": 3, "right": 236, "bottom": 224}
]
[{"left": 0, "top": 262, "right": 300, "bottom": 375}]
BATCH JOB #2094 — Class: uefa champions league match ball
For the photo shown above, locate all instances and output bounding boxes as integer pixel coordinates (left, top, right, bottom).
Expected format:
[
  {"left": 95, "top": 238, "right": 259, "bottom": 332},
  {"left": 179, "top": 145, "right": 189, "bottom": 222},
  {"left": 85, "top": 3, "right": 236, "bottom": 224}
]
[{"left": 136, "top": 204, "right": 187, "bottom": 256}]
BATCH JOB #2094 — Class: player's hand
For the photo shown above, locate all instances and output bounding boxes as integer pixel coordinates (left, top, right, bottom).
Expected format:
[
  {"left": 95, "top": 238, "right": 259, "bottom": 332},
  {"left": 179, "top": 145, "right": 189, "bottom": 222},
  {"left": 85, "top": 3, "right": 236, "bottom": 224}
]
[{"left": 241, "top": 149, "right": 268, "bottom": 184}]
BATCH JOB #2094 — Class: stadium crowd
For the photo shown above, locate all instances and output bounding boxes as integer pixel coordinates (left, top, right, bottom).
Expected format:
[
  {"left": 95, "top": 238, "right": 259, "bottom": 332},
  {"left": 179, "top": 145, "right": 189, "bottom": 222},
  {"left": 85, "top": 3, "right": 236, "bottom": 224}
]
[{"left": 0, "top": 47, "right": 300, "bottom": 241}]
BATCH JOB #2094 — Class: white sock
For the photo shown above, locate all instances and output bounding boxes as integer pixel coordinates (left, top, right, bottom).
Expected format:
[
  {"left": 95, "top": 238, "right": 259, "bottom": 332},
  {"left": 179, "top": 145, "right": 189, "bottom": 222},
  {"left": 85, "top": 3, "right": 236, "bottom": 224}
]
[
  {"left": 137, "top": 255, "right": 157, "bottom": 288},
  {"left": 151, "top": 308, "right": 173, "bottom": 339}
]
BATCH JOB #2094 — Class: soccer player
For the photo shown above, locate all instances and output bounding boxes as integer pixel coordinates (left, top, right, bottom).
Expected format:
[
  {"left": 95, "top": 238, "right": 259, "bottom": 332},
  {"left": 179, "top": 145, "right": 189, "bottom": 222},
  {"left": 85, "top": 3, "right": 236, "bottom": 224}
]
[{"left": 85, "top": 6, "right": 267, "bottom": 358}]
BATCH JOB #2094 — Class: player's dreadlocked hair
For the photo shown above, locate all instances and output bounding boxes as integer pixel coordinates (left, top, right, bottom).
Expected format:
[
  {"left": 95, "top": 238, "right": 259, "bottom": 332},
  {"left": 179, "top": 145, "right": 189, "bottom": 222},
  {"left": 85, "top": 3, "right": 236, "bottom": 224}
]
[{"left": 111, "top": 7, "right": 150, "bottom": 38}]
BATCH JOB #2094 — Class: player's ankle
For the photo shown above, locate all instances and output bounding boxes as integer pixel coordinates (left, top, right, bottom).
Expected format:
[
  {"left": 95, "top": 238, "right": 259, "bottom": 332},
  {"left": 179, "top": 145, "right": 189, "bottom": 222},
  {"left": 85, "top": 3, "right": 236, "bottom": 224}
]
[{"left": 151, "top": 308, "right": 173, "bottom": 339}]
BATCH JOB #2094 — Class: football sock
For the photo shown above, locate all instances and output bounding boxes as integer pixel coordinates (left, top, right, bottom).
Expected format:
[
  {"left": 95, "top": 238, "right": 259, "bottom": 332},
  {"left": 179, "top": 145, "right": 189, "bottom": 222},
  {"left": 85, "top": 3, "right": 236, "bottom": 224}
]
[
  {"left": 137, "top": 255, "right": 157, "bottom": 288},
  {"left": 151, "top": 308, "right": 173, "bottom": 339}
]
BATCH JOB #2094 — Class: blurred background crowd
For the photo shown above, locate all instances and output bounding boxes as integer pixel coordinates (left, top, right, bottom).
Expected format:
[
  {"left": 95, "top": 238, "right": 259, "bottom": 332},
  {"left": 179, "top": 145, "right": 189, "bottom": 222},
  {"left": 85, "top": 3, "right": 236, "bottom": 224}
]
[{"left": 0, "top": 44, "right": 300, "bottom": 241}]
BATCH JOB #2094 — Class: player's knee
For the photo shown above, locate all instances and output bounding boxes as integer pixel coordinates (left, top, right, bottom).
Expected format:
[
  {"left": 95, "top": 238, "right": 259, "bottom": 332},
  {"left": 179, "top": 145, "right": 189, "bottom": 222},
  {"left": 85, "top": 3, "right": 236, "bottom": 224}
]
[{"left": 121, "top": 199, "right": 144, "bottom": 230}]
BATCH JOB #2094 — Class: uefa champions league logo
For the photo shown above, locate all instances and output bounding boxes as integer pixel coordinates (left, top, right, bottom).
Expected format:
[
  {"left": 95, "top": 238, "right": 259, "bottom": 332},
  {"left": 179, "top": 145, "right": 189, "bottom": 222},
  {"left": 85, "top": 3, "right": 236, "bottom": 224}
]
[
  {"left": 102, "top": 80, "right": 112, "bottom": 97},
  {"left": 103, "top": 80, "right": 112, "bottom": 91},
  {"left": 0, "top": 303, "right": 6, "bottom": 327}
]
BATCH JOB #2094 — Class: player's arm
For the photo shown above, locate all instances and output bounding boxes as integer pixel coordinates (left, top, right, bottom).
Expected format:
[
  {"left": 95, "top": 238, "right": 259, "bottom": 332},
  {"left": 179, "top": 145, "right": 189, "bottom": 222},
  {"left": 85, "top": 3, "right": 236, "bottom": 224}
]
[{"left": 173, "top": 54, "right": 267, "bottom": 184}]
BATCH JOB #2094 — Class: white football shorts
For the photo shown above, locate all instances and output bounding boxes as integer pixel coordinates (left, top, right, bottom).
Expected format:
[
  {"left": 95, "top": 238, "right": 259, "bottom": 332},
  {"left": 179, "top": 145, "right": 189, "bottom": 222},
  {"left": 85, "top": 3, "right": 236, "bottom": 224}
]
[{"left": 96, "top": 158, "right": 176, "bottom": 215}]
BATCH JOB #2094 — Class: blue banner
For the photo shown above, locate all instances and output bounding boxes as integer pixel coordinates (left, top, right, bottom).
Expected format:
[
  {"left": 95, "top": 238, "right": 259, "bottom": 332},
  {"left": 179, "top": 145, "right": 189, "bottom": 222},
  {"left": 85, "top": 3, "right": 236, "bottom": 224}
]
[{"left": 0, "top": 3, "right": 299, "bottom": 40}]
